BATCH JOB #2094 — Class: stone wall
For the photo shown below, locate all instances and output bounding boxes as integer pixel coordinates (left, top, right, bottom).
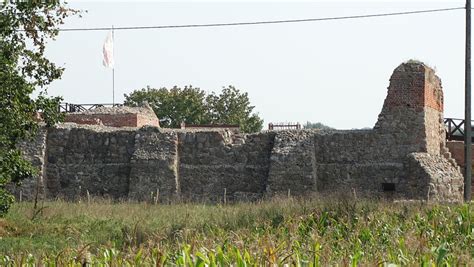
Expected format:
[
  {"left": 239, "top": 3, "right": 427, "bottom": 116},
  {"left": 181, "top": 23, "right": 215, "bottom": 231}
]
[
  {"left": 266, "top": 128, "right": 459, "bottom": 200},
  {"left": 406, "top": 153, "right": 463, "bottom": 202},
  {"left": 128, "top": 127, "right": 178, "bottom": 202},
  {"left": 312, "top": 130, "right": 406, "bottom": 198},
  {"left": 178, "top": 131, "right": 274, "bottom": 201},
  {"left": 266, "top": 131, "right": 315, "bottom": 195},
  {"left": 446, "top": 141, "right": 474, "bottom": 193},
  {"left": 13, "top": 61, "right": 464, "bottom": 202},
  {"left": 19, "top": 126, "right": 274, "bottom": 202},
  {"left": 44, "top": 124, "right": 136, "bottom": 200},
  {"left": 137, "top": 112, "right": 161, "bottom": 128},
  {"left": 446, "top": 141, "right": 466, "bottom": 167},
  {"left": 7, "top": 127, "right": 48, "bottom": 201}
]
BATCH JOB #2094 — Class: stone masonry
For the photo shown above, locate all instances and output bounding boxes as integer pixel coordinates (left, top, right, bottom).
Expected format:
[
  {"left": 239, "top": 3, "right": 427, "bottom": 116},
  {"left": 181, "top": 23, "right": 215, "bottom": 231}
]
[
  {"left": 445, "top": 141, "right": 474, "bottom": 193},
  {"left": 13, "top": 61, "right": 464, "bottom": 202}
]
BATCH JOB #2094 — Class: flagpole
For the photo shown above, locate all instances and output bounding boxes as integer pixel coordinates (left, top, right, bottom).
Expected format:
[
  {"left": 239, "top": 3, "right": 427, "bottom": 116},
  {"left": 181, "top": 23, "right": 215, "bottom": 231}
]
[
  {"left": 465, "top": 0, "right": 472, "bottom": 201},
  {"left": 112, "top": 25, "right": 115, "bottom": 106}
]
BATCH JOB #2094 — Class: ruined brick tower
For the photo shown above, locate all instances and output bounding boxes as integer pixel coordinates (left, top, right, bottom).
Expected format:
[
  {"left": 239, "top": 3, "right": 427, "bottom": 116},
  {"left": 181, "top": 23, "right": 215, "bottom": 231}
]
[
  {"left": 375, "top": 61, "right": 445, "bottom": 156},
  {"left": 371, "top": 61, "right": 461, "bottom": 201}
]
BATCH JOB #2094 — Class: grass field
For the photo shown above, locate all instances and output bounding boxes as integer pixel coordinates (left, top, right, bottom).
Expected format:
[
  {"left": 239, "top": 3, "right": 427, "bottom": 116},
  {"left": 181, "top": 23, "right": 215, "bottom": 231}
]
[{"left": 1, "top": 197, "right": 473, "bottom": 266}]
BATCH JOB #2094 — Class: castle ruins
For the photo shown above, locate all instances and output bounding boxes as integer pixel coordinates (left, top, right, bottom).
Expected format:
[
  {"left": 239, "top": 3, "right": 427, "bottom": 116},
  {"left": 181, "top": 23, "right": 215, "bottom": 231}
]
[{"left": 10, "top": 61, "right": 465, "bottom": 202}]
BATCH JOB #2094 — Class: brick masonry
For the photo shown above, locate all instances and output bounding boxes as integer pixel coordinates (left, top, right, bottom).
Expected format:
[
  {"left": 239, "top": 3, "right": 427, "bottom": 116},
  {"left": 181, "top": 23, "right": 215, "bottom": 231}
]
[
  {"left": 13, "top": 61, "right": 464, "bottom": 202},
  {"left": 64, "top": 104, "right": 160, "bottom": 128}
]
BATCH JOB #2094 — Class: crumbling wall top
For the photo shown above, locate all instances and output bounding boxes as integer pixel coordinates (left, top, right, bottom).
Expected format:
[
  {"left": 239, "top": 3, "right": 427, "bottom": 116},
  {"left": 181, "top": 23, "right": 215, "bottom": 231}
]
[
  {"left": 382, "top": 61, "right": 442, "bottom": 112},
  {"left": 64, "top": 103, "right": 160, "bottom": 128}
]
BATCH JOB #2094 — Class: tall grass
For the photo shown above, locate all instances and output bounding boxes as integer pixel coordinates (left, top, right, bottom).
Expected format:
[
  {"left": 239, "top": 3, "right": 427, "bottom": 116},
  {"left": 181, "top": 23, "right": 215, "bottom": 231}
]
[{"left": 1, "top": 197, "right": 473, "bottom": 265}]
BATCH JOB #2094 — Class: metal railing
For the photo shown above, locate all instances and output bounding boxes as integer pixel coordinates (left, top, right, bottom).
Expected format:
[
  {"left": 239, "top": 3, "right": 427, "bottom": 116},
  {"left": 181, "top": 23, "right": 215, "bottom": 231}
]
[
  {"left": 268, "top": 122, "right": 301, "bottom": 130},
  {"left": 59, "top": 103, "right": 123, "bottom": 113}
]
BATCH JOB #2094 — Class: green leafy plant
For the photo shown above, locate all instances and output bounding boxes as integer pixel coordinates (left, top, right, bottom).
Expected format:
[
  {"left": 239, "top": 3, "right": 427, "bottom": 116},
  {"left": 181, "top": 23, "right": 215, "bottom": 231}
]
[
  {"left": 2, "top": 199, "right": 474, "bottom": 265},
  {"left": 0, "top": 2, "right": 77, "bottom": 216}
]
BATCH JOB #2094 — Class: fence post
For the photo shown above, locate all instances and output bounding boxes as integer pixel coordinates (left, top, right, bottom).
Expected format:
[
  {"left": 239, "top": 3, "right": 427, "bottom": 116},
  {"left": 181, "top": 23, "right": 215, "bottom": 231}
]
[
  {"left": 155, "top": 188, "right": 160, "bottom": 204},
  {"left": 448, "top": 120, "right": 452, "bottom": 140},
  {"left": 223, "top": 188, "right": 227, "bottom": 204}
]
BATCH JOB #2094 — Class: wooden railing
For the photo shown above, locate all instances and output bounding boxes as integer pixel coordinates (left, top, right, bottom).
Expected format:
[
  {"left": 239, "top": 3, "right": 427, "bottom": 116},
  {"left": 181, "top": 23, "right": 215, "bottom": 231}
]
[{"left": 444, "top": 118, "right": 471, "bottom": 141}]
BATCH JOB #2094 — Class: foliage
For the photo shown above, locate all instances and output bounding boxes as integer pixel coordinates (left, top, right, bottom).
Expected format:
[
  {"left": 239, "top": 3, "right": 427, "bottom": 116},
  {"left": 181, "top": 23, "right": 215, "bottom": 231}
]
[
  {"left": 1, "top": 199, "right": 474, "bottom": 265},
  {"left": 206, "top": 86, "right": 263, "bottom": 133},
  {"left": 303, "top": 121, "right": 334, "bottom": 130},
  {"left": 124, "top": 85, "right": 263, "bottom": 133},
  {"left": 123, "top": 86, "right": 210, "bottom": 128},
  {"left": 0, "top": 2, "right": 77, "bottom": 216}
]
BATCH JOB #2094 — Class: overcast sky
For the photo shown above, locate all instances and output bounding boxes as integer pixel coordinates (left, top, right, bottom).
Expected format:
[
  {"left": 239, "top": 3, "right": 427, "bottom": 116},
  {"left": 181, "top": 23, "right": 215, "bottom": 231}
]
[{"left": 43, "top": 0, "right": 467, "bottom": 129}]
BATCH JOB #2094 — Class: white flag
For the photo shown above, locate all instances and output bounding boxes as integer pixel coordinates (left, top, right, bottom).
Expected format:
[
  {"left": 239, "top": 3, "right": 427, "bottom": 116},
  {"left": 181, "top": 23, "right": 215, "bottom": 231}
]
[{"left": 102, "top": 32, "right": 114, "bottom": 68}]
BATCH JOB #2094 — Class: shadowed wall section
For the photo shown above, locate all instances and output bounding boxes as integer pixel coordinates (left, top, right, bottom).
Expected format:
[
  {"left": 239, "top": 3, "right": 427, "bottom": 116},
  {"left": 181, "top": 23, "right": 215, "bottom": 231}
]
[{"left": 44, "top": 126, "right": 136, "bottom": 200}]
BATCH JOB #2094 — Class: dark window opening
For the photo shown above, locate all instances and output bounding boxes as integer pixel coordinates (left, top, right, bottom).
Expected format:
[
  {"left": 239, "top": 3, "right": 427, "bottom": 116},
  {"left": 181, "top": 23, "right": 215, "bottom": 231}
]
[{"left": 382, "top": 183, "right": 396, "bottom": 192}]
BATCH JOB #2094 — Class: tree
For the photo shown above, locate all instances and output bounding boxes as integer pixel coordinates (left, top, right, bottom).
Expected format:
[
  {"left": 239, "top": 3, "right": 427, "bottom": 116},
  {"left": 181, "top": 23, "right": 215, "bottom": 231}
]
[
  {"left": 0, "top": 2, "right": 77, "bottom": 215},
  {"left": 124, "top": 86, "right": 210, "bottom": 128},
  {"left": 206, "top": 86, "right": 263, "bottom": 133},
  {"left": 124, "top": 85, "right": 263, "bottom": 133}
]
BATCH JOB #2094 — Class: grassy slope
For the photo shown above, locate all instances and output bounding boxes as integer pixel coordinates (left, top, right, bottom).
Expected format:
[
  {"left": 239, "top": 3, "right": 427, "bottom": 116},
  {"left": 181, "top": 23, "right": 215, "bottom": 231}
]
[{"left": 0, "top": 198, "right": 473, "bottom": 265}]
